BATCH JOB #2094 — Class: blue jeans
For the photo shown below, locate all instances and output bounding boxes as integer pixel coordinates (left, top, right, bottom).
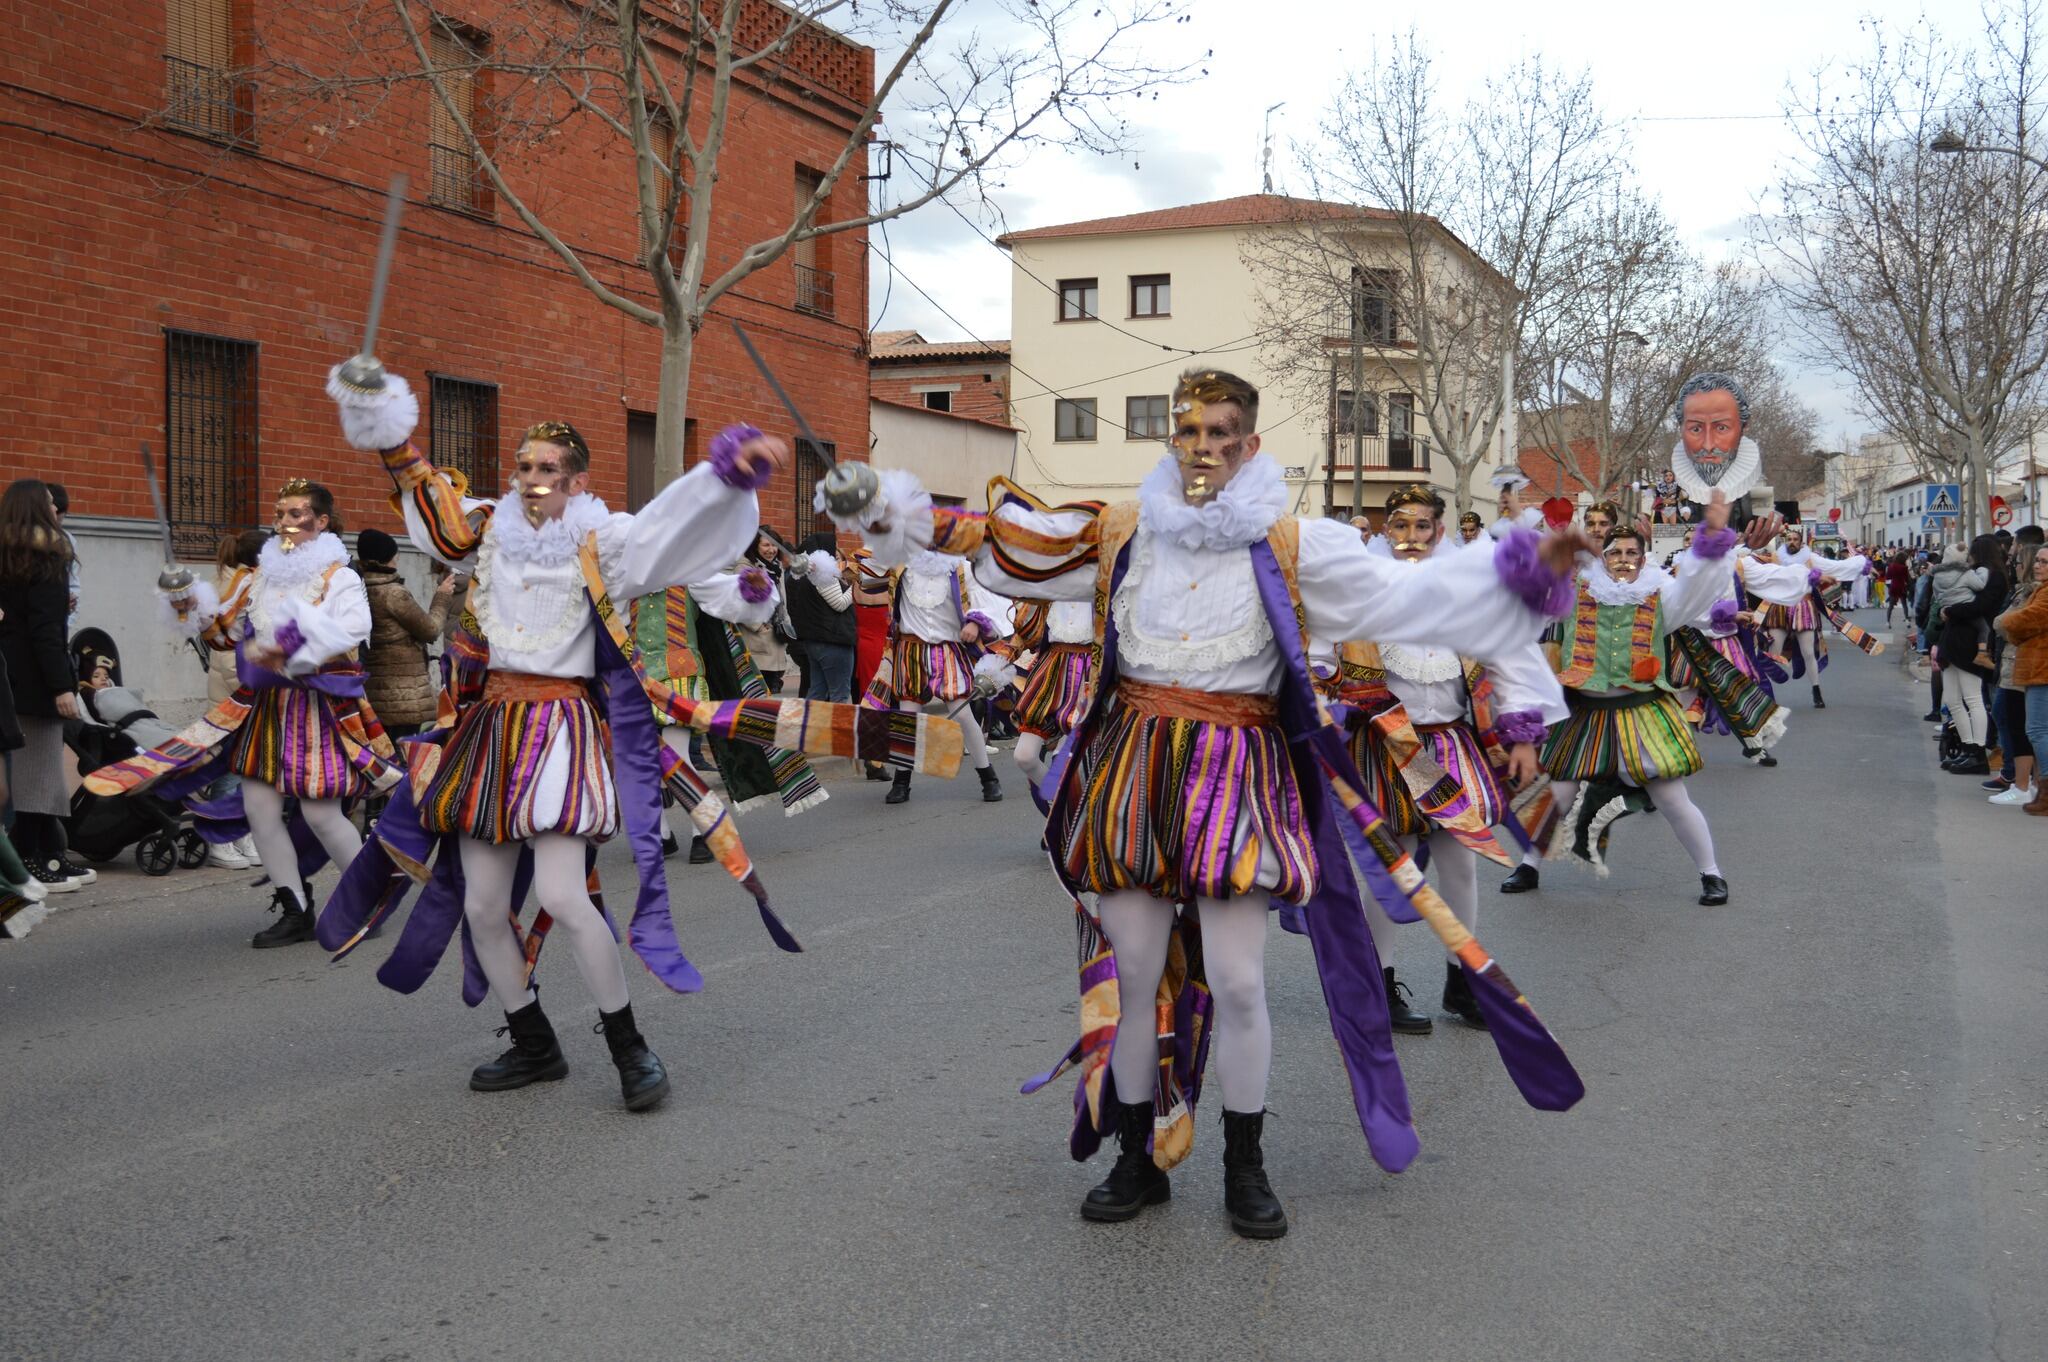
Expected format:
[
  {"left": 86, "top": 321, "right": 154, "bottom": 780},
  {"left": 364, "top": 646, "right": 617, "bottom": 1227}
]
[
  {"left": 803, "top": 641, "right": 856, "bottom": 703},
  {"left": 1994, "top": 688, "right": 2032, "bottom": 778},
  {"left": 2027, "top": 686, "right": 2048, "bottom": 764}
]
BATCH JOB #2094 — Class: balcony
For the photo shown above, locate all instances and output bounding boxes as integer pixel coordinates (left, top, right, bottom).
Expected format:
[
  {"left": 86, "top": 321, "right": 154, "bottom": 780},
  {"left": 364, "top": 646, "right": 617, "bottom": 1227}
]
[
  {"left": 1324, "top": 432, "right": 1430, "bottom": 475},
  {"left": 1321, "top": 299, "right": 1409, "bottom": 349},
  {"left": 162, "top": 55, "right": 248, "bottom": 144},
  {"left": 795, "top": 263, "right": 835, "bottom": 318}
]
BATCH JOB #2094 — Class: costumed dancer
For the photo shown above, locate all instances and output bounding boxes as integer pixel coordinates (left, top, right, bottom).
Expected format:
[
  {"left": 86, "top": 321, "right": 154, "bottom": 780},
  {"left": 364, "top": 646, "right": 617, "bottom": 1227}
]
[
  {"left": 316, "top": 368, "right": 959, "bottom": 1110},
  {"left": 865, "top": 546, "right": 1006, "bottom": 804},
  {"left": 1006, "top": 597, "right": 1098, "bottom": 791},
  {"left": 823, "top": 369, "right": 1590, "bottom": 1239},
  {"left": 1320, "top": 486, "right": 1566, "bottom": 1035},
  {"left": 1661, "top": 546, "right": 1799, "bottom": 768},
  {"left": 85, "top": 479, "right": 397, "bottom": 948},
  {"left": 1457, "top": 511, "right": 1484, "bottom": 545},
  {"left": 1500, "top": 497, "right": 1773, "bottom": 905},
  {"left": 1751, "top": 526, "right": 1869, "bottom": 708}
]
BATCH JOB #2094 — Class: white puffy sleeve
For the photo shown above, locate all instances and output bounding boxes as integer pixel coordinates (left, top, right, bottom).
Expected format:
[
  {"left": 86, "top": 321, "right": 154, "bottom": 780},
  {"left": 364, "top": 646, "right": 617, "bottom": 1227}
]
[
  {"left": 688, "top": 570, "right": 779, "bottom": 627},
  {"left": 1484, "top": 634, "right": 1570, "bottom": 728},
  {"left": 1296, "top": 517, "right": 1558, "bottom": 666},
  {"left": 599, "top": 462, "right": 763, "bottom": 604},
  {"left": 825, "top": 466, "right": 1100, "bottom": 603},
  {"left": 1660, "top": 541, "right": 1744, "bottom": 630},
  {"left": 280, "top": 567, "right": 373, "bottom": 677}
]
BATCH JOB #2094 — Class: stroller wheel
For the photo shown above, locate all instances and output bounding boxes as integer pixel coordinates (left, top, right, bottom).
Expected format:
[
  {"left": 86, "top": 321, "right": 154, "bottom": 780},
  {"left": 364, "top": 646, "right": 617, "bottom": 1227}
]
[
  {"left": 137, "top": 832, "right": 179, "bottom": 877},
  {"left": 178, "top": 830, "right": 209, "bottom": 869}
]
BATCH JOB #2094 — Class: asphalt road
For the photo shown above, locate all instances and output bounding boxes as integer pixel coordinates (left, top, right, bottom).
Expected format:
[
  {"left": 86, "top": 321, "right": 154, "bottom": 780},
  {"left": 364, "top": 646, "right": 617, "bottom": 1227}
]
[{"left": 3, "top": 628, "right": 2042, "bottom": 1362}]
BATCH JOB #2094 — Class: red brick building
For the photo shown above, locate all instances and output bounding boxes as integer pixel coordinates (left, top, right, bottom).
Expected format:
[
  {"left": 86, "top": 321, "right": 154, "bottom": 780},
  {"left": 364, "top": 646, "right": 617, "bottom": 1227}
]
[
  {"left": 869, "top": 330, "right": 1013, "bottom": 425},
  {"left": 3, "top": 0, "right": 874, "bottom": 559}
]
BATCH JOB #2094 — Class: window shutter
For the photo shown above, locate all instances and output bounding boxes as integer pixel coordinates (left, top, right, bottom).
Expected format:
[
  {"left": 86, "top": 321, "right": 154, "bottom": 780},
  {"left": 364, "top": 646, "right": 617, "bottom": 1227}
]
[{"left": 166, "top": 0, "right": 231, "bottom": 70}]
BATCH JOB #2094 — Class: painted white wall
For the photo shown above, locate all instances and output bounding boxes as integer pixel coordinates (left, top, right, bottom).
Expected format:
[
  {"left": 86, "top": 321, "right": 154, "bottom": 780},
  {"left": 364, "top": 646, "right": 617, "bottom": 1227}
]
[{"left": 868, "top": 400, "right": 1017, "bottom": 505}]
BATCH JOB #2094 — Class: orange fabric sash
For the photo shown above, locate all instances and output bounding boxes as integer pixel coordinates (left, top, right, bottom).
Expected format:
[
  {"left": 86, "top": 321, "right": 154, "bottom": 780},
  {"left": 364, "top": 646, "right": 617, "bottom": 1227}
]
[{"left": 1114, "top": 678, "right": 1279, "bottom": 726}]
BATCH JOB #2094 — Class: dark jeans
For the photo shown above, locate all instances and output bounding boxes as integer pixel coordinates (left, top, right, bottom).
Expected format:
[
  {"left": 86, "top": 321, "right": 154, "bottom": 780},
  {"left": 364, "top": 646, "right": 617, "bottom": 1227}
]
[
  {"left": 803, "top": 641, "right": 855, "bottom": 702},
  {"left": 1994, "top": 687, "right": 2032, "bottom": 777}
]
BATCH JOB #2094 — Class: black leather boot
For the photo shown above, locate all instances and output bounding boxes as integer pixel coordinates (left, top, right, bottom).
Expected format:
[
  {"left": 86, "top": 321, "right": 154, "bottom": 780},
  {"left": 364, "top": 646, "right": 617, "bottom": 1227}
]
[
  {"left": 250, "top": 885, "right": 315, "bottom": 949},
  {"left": 660, "top": 830, "right": 680, "bottom": 858},
  {"left": 1698, "top": 874, "right": 1730, "bottom": 906},
  {"left": 598, "top": 1004, "right": 670, "bottom": 1111},
  {"left": 1442, "top": 960, "right": 1488, "bottom": 1030},
  {"left": 469, "top": 999, "right": 570, "bottom": 1091},
  {"left": 1948, "top": 744, "right": 1990, "bottom": 775},
  {"left": 1221, "top": 1109, "right": 1288, "bottom": 1239},
  {"left": 977, "top": 765, "right": 1004, "bottom": 802},
  {"left": 1384, "top": 967, "right": 1432, "bottom": 1035},
  {"left": 1812, "top": 684, "right": 1826, "bottom": 709},
  {"left": 1499, "top": 863, "right": 1540, "bottom": 894},
  {"left": 1081, "top": 1099, "right": 1170, "bottom": 1222},
  {"left": 688, "top": 835, "right": 714, "bottom": 864},
  {"left": 885, "top": 768, "right": 913, "bottom": 804},
  {"left": 864, "top": 762, "right": 891, "bottom": 781}
]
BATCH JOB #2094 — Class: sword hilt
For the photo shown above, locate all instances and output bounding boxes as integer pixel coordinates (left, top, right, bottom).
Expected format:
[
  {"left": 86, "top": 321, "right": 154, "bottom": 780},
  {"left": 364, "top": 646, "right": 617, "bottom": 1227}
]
[
  {"left": 333, "top": 353, "right": 388, "bottom": 395},
  {"left": 820, "top": 462, "right": 880, "bottom": 520}
]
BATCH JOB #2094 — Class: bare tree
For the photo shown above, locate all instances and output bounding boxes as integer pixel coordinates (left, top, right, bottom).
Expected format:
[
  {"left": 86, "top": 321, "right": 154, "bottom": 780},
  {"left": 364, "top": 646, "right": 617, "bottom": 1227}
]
[
  {"left": 1244, "top": 37, "right": 1620, "bottom": 515},
  {"left": 256, "top": 0, "right": 1188, "bottom": 485},
  {"left": 1758, "top": 0, "right": 2048, "bottom": 537}
]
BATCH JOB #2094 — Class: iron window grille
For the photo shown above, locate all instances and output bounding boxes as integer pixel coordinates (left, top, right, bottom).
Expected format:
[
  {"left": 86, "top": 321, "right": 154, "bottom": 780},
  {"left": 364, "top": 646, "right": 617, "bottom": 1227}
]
[
  {"left": 795, "top": 263, "right": 836, "bottom": 317},
  {"left": 163, "top": 329, "right": 260, "bottom": 558},
  {"left": 428, "top": 374, "right": 499, "bottom": 492},
  {"left": 793, "top": 438, "right": 836, "bottom": 542}
]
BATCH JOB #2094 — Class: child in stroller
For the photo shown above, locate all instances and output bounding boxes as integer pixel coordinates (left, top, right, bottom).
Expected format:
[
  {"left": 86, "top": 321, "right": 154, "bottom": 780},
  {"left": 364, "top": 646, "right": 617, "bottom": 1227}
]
[{"left": 64, "top": 631, "right": 212, "bottom": 878}]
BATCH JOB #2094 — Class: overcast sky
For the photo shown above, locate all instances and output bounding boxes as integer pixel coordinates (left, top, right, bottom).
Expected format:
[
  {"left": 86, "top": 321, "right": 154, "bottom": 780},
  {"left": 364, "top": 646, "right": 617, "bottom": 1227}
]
[{"left": 867, "top": 0, "right": 1989, "bottom": 448}]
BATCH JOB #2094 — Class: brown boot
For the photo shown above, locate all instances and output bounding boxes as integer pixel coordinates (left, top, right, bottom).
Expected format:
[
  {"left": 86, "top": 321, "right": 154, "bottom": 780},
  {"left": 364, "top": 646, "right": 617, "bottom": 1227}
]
[{"left": 2025, "top": 789, "right": 2048, "bottom": 816}]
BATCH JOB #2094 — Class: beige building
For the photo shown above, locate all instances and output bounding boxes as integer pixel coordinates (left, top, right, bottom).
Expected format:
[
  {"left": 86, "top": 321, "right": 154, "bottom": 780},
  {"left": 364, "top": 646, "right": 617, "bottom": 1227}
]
[{"left": 999, "top": 194, "right": 1514, "bottom": 521}]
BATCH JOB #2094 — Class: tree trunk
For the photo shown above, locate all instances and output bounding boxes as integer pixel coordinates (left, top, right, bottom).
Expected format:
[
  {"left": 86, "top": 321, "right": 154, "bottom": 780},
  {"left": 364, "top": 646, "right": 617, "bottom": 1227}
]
[
  {"left": 654, "top": 316, "right": 695, "bottom": 489},
  {"left": 1451, "top": 456, "right": 1476, "bottom": 519}
]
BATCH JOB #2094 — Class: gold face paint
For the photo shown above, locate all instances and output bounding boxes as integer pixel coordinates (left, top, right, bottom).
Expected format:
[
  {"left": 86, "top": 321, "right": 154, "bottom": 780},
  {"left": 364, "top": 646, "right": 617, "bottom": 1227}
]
[
  {"left": 1170, "top": 374, "right": 1248, "bottom": 506},
  {"left": 274, "top": 494, "right": 323, "bottom": 549},
  {"left": 1384, "top": 505, "right": 1441, "bottom": 561}
]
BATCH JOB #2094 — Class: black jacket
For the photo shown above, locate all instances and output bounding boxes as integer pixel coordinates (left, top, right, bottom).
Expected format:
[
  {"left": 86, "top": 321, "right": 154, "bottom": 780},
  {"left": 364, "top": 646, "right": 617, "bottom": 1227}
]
[
  {"left": 1937, "top": 568, "right": 2007, "bottom": 680},
  {"left": 786, "top": 569, "right": 856, "bottom": 648},
  {"left": 0, "top": 568, "right": 77, "bottom": 718}
]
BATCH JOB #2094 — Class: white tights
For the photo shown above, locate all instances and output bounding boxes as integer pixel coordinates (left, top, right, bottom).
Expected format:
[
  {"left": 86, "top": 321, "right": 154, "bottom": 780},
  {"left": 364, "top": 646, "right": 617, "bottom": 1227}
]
[
  {"left": 240, "top": 779, "right": 361, "bottom": 909},
  {"left": 1521, "top": 777, "right": 1719, "bottom": 877},
  {"left": 1100, "top": 890, "right": 1271, "bottom": 1115},
  {"left": 899, "top": 697, "right": 990, "bottom": 770},
  {"left": 1942, "top": 665, "right": 1987, "bottom": 745},
  {"left": 1366, "top": 830, "right": 1476, "bottom": 968},
  {"left": 1769, "top": 629, "right": 1822, "bottom": 686},
  {"left": 1014, "top": 732, "right": 1048, "bottom": 785},
  {"left": 461, "top": 833, "right": 630, "bottom": 1015}
]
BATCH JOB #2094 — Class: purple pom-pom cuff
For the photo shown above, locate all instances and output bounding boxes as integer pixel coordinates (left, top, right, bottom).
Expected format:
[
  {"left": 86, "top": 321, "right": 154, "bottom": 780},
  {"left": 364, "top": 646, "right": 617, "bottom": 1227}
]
[
  {"left": 1807, "top": 568, "right": 1825, "bottom": 590},
  {"left": 1494, "top": 709, "right": 1548, "bottom": 746},
  {"left": 273, "top": 620, "right": 307, "bottom": 661},
  {"left": 1709, "top": 599, "right": 1741, "bottom": 633},
  {"left": 962, "top": 611, "right": 999, "bottom": 640},
  {"left": 710, "top": 423, "right": 772, "bottom": 490},
  {"left": 737, "top": 566, "right": 774, "bottom": 604},
  {"left": 1495, "top": 527, "right": 1575, "bottom": 618},
  {"left": 1691, "top": 526, "right": 1738, "bottom": 560}
]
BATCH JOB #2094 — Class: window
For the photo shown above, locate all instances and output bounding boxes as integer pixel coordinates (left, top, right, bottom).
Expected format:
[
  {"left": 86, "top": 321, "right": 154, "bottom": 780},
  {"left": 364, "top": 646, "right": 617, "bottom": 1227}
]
[
  {"left": 428, "top": 22, "right": 489, "bottom": 215},
  {"left": 1351, "top": 267, "right": 1399, "bottom": 343},
  {"left": 626, "top": 410, "right": 657, "bottom": 513},
  {"left": 645, "top": 113, "right": 688, "bottom": 273},
  {"left": 1332, "top": 389, "right": 1379, "bottom": 437},
  {"left": 163, "top": 329, "right": 259, "bottom": 558},
  {"left": 793, "top": 438, "right": 836, "bottom": 542},
  {"left": 1387, "top": 392, "right": 1418, "bottom": 469},
  {"left": 793, "top": 167, "right": 834, "bottom": 317},
  {"left": 921, "top": 390, "right": 952, "bottom": 413},
  {"left": 1054, "top": 398, "right": 1097, "bottom": 442},
  {"left": 428, "top": 373, "right": 498, "bottom": 492},
  {"left": 164, "top": 0, "right": 246, "bottom": 142},
  {"left": 1058, "top": 278, "right": 1099, "bottom": 322},
  {"left": 1130, "top": 274, "right": 1170, "bottom": 318},
  {"left": 1125, "top": 395, "right": 1169, "bottom": 440}
]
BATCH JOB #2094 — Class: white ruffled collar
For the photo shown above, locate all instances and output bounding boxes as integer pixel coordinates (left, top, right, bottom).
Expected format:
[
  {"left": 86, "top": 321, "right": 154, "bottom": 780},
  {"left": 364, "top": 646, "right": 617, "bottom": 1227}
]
[
  {"left": 1670, "top": 435, "right": 1763, "bottom": 503},
  {"left": 1137, "top": 453, "right": 1289, "bottom": 552},
  {"left": 908, "top": 549, "right": 960, "bottom": 578},
  {"left": 488, "top": 491, "right": 612, "bottom": 568},
  {"left": 1583, "top": 559, "right": 1673, "bottom": 606},
  {"left": 256, "top": 531, "right": 347, "bottom": 589}
]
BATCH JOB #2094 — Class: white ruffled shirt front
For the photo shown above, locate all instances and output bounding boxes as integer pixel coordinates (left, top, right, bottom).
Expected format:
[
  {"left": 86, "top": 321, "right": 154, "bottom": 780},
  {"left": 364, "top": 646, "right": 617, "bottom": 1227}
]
[
  {"left": 245, "top": 533, "right": 371, "bottom": 678},
  {"left": 1045, "top": 598, "right": 1095, "bottom": 644},
  {"left": 896, "top": 550, "right": 1010, "bottom": 645}
]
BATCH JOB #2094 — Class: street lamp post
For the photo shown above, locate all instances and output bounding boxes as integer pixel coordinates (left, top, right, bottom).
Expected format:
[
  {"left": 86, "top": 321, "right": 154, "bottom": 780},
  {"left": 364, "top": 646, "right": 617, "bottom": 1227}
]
[{"left": 1929, "top": 128, "right": 2048, "bottom": 173}]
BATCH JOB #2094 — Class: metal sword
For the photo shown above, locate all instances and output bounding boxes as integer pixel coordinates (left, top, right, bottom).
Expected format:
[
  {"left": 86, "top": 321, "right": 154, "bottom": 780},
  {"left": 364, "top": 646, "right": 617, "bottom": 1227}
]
[
  {"left": 333, "top": 173, "right": 412, "bottom": 394},
  {"left": 729, "top": 319, "right": 879, "bottom": 518},
  {"left": 137, "top": 441, "right": 194, "bottom": 595}
]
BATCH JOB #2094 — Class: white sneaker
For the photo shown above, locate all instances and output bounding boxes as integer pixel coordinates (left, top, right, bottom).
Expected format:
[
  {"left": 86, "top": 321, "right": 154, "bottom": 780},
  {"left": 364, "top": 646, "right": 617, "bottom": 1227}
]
[
  {"left": 207, "top": 843, "right": 251, "bottom": 870},
  {"left": 233, "top": 835, "right": 259, "bottom": 863},
  {"left": 1990, "top": 784, "right": 2036, "bottom": 806}
]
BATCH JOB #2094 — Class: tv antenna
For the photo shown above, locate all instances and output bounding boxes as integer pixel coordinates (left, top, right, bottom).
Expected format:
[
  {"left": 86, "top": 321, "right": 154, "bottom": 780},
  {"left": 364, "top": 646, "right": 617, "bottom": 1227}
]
[{"left": 1262, "top": 102, "right": 1286, "bottom": 192}]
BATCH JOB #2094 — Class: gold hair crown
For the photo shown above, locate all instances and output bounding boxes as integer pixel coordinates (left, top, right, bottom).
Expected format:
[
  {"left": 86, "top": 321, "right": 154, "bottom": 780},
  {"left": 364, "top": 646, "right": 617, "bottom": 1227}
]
[
  {"left": 277, "top": 477, "right": 316, "bottom": 499},
  {"left": 524, "top": 420, "right": 578, "bottom": 445},
  {"left": 1386, "top": 483, "right": 1444, "bottom": 512}
]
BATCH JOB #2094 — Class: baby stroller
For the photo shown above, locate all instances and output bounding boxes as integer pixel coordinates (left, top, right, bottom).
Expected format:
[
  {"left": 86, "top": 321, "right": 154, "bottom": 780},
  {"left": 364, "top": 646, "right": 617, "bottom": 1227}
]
[{"left": 65, "top": 630, "right": 209, "bottom": 877}]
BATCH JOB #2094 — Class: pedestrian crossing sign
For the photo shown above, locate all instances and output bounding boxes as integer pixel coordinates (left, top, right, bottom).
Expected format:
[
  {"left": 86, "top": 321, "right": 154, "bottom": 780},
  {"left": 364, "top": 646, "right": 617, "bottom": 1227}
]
[{"left": 1924, "top": 483, "right": 1962, "bottom": 516}]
